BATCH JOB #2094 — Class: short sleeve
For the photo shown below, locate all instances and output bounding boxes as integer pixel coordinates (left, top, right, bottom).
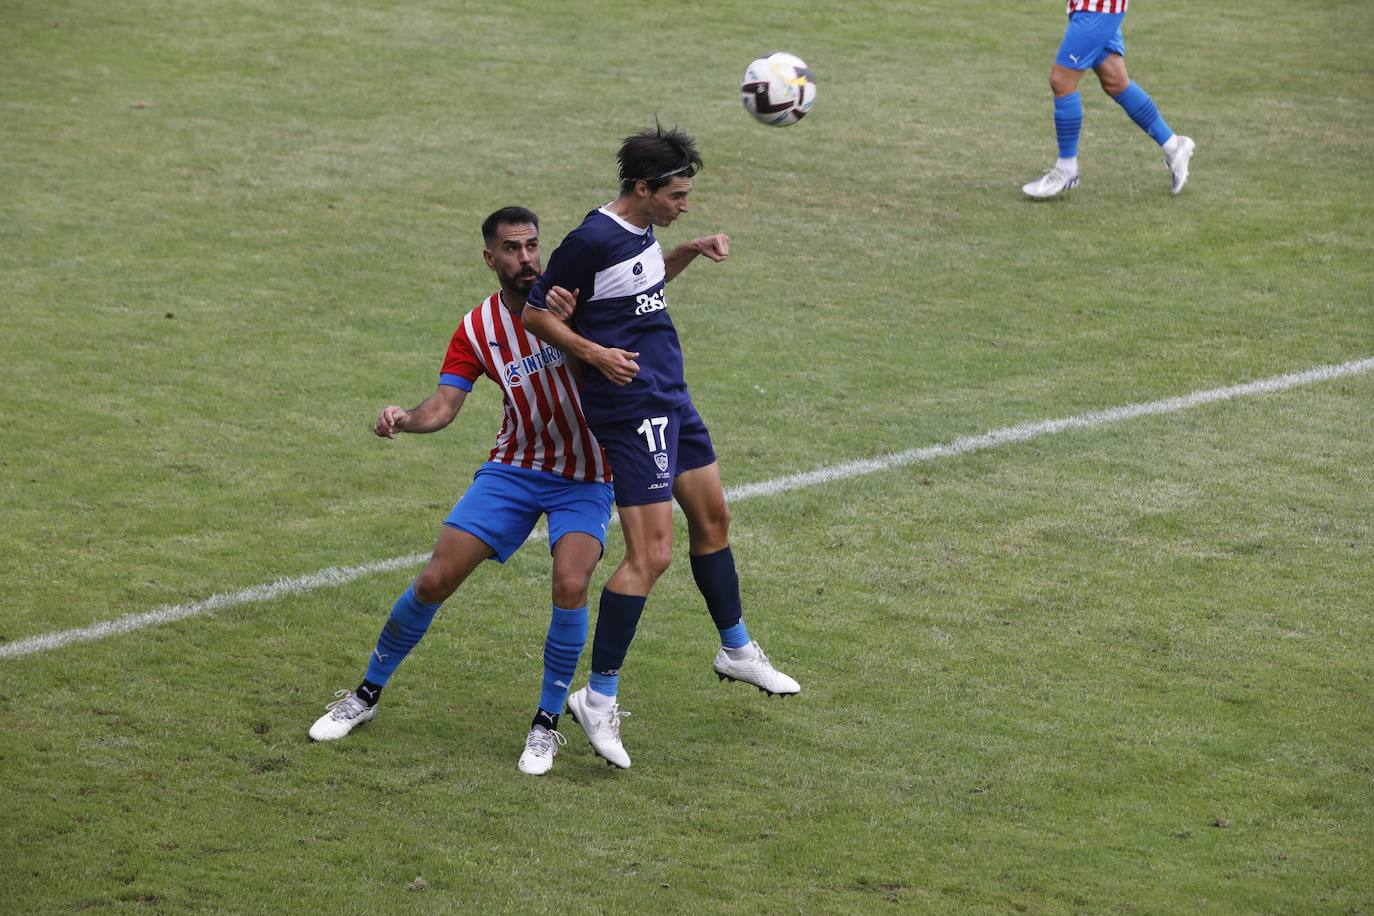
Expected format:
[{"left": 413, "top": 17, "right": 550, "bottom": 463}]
[
  {"left": 527, "top": 230, "right": 593, "bottom": 311},
  {"left": 439, "top": 322, "right": 483, "bottom": 390}
]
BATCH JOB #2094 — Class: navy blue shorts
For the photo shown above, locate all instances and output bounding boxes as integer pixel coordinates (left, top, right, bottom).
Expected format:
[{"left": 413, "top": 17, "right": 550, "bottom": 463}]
[
  {"left": 444, "top": 462, "right": 614, "bottom": 563},
  {"left": 1055, "top": 11, "right": 1126, "bottom": 70},
  {"left": 592, "top": 401, "right": 718, "bottom": 507}
]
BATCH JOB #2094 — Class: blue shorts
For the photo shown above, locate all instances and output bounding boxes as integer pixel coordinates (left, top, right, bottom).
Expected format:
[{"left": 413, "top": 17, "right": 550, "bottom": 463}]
[
  {"left": 592, "top": 401, "right": 717, "bottom": 507},
  {"left": 1055, "top": 11, "right": 1126, "bottom": 71},
  {"left": 444, "top": 462, "right": 614, "bottom": 563}
]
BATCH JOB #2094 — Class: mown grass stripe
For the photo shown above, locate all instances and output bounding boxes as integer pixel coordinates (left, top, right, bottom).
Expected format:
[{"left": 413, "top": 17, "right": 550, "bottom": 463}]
[{"left": 4, "top": 355, "right": 1370, "bottom": 661}]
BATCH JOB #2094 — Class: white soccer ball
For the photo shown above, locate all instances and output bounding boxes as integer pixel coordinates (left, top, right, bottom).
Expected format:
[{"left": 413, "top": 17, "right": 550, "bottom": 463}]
[{"left": 740, "top": 52, "right": 816, "bottom": 126}]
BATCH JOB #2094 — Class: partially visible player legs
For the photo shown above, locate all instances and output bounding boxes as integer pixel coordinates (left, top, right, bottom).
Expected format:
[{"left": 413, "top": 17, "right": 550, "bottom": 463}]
[
  {"left": 673, "top": 462, "right": 800, "bottom": 696},
  {"left": 308, "top": 527, "right": 491, "bottom": 741},
  {"left": 1096, "top": 54, "right": 1195, "bottom": 194},
  {"left": 1024, "top": 64, "right": 1089, "bottom": 199},
  {"left": 566, "top": 503, "right": 670, "bottom": 769},
  {"left": 518, "top": 532, "right": 600, "bottom": 775}
]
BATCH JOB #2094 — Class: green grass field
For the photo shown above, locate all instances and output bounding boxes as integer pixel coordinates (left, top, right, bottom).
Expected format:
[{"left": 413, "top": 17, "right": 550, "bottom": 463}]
[{"left": 3, "top": 0, "right": 1372, "bottom": 911}]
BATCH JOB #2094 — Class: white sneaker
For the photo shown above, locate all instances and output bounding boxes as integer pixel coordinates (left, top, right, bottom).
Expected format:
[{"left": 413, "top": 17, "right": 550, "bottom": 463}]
[
  {"left": 713, "top": 641, "right": 800, "bottom": 696},
  {"left": 1165, "top": 135, "right": 1195, "bottom": 194},
  {"left": 565, "top": 687, "right": 631, "bottom": 768},
  {"left": 517, "top": 725, "right": 567, "bottom": 776},
  {"left": 1022, "top": 166, "right": 1080, "bottom": 199},
  {"left": 308, "top": 689, "right": 378, "bottom": 741}
]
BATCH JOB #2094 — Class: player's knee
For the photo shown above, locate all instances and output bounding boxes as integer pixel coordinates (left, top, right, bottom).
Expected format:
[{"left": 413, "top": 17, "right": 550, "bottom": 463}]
[
  {"left": 693, "top": 501, "right": 730, "bottom": 546},
  {"left": 1101, "top": 75, "right": 1127, "bottom": 97},
  {"left": 413, "top": 564, "right": 458, "bottom": 604},
  {"left": 1050, "top": 70, "right": 1073, "bottom": 96},
  {"left": 630, "top": 546, "right": 672, "bottom": 583},
  {"left": 715, "top": 500, "right": 731, "bottom": 534},
  {"left": 551, "top": 568, "right": 591, "bottom": 609}
]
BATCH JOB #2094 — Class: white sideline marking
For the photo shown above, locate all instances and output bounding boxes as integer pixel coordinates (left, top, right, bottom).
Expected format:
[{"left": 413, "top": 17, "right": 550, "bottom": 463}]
[{"left": 3, "top": 356, "right": 1371, "bottom": 660}]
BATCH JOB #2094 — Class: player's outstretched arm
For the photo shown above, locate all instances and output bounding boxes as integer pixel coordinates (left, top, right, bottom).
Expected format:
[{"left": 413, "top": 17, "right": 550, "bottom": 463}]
[
  {"left": 374, "top": 386, "right": 467, "bottom": 438},
  {"left": 664, "top": 234, "right": 730, "bottom": 283},
  {"left": 523, "top": 294, "right": 640, "bottom": 387}
]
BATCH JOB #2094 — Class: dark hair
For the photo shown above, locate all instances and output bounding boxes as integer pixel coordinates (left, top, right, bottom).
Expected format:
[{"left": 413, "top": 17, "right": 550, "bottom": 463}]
[
  {"left": 481, "top": 206, "right": 539, "bottom": 245},
  {"left": 617, "top": 122, "right": 703, "bottom": 194}
]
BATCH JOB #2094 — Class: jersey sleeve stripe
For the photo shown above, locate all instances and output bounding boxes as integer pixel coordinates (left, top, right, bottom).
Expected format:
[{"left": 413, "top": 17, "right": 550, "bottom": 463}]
[{"left": 439, "top": 373, "right": 474, "bottom": 391}]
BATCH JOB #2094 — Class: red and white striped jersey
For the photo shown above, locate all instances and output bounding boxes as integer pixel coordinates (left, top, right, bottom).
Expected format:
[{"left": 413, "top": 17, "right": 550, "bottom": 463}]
[
  {"left": 440, "top": 292, "right": 611, "bottom": 483},
  {"left": 1068, "top": 0, "right": 1127, "bottom": 13}
]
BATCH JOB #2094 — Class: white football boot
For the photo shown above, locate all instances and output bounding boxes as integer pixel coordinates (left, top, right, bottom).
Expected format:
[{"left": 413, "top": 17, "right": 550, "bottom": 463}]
[
  {"left": 713, "top": 641, "right": 800, "bottom": 697},
  {"left": 517, "top": 725, "right": 567, "bottom": 776},
  {"left": 565, "top": 687, "right": 631, "bottom": 769},
  {"left": 1165, "top": 135, "right": 1196, "bottom": 194},
  {"left": 1022, "top": 166, "right": 1080, "bottom": 199},
  {"left": 308, "top": 689, "right": 378, "bottom": 741}
]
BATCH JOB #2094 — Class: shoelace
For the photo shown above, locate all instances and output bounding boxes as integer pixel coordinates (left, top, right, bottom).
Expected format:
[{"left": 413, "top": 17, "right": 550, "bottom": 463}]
[
  {"left": 324, "top": 689, "right": 365, "bottom": 720},
  {"left": 526, "top": 729, "right": 567, "bottom": 756},
  {"left": 600, "top": 706, "right": 630, "bottom": 739},
  {"left": 732, "top": 642, "right": 770, "bottom": 668}
]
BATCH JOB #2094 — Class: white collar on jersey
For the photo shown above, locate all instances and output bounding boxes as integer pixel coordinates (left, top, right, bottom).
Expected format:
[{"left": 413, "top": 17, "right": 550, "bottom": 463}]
[{"left": 597, "top": 205, "right": 649, "bottom": 236}]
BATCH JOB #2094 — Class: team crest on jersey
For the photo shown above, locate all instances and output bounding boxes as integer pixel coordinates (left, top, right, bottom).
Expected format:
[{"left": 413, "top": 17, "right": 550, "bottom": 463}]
[
  {"left": 654, "top": 452, "right": 669, "bottom": 473},
  {"left": 502, "top": 344, "right": 565, "bottom": 388}
]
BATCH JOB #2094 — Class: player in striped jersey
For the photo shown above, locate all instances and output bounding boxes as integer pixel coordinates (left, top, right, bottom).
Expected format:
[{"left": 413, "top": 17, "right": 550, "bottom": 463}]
[
  {"left": 1023, "top": 0, "right": 1195, "bottom": 198},
  {"left": 309, "top": 207, "right": 617, "bottom": 777},
  {"left": 524, "top": 124, "right": 800, "bottom": 770}
]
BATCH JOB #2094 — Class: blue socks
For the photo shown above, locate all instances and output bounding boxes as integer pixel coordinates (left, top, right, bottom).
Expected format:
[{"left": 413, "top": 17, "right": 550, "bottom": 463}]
[
  {"left": 538, "top": 605, "right": 588, "bottom": 716},
  {"left": 1054, "top": 92, "right": 1083, "bottom": 159},
  {"left": 361, "top": 589, "right": 589, "bottom": 728},
  {"left": 690, "top": 547, "right": 751, "bottom": 649},
  {"left": 364, "top": 585, "right": 442, "bottom": 686},
  {"left": 1112, "top": 81, "right": 1173, "bottom": 146},
  {"left": 588, "top": 588, "right": 646, "bottom": 698}
]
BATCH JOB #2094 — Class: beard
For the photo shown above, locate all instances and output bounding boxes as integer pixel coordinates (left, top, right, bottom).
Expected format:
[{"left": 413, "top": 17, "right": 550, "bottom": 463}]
[{"left": 502, "top": 268, "right": 538, "bottom": 294}]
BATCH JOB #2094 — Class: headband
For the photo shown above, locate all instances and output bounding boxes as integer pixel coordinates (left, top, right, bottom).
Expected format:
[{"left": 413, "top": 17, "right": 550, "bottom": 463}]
[{"left": 640, "top": 161, "right": 693, "bottom": 182}]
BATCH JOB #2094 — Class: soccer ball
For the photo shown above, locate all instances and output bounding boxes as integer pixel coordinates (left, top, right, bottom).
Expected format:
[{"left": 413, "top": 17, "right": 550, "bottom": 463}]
[{"left": 740, "top": 52, "right": 816, "bottom": 126}]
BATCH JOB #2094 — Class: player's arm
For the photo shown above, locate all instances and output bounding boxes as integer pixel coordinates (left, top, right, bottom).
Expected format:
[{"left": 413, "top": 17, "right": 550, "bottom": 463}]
[
  {"left": 540, "top": 285, "right": 588, "bottom": 384},
  {"left": 374, "top": 385, "right": 467, "bottom": 438},
  {"left": 663, "top": 234, "right": 730, "bottom": 283},
  {"left": 522, "top": 294, "right": 640, "bottom": 387}
]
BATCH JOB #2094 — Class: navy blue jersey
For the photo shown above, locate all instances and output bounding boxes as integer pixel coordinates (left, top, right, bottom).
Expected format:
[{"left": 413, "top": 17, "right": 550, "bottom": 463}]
[{"left": 527, "top": 208, "right": 689, "bottom": 425}]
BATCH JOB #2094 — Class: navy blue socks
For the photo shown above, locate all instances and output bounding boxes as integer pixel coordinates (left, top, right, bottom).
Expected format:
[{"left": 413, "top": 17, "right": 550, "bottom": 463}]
[
  {"left": 588, "top": 588, "right": 647, "bottom": 699},
  {"left": 690, "top": 547, "right": 751, "bottom": 649}
]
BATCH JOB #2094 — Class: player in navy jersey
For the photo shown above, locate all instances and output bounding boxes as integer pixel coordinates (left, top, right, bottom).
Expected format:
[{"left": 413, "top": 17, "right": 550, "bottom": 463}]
[
  {"left": 1023, "top": 0, "right": 1195, "bottom": 199},
  {"left": 523, "top": 124, "right": 800, "bottom": 769},
  {"left": 308, "top": 207, "right": 615, "bottom": 777}
]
